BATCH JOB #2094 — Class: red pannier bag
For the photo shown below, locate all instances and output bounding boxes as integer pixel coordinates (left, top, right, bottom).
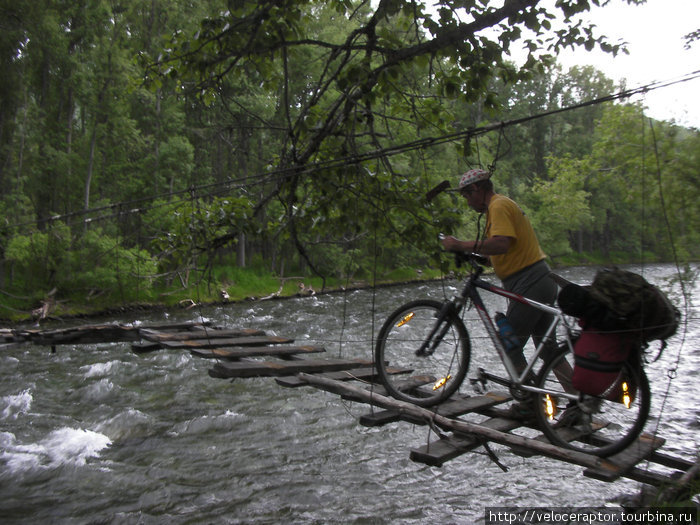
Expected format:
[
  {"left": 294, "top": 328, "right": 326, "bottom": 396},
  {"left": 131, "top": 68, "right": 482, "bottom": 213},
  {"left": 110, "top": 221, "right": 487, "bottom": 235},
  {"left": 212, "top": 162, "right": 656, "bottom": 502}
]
[{"left": 572, "top": 326, "right": 636, "bottom": 398}]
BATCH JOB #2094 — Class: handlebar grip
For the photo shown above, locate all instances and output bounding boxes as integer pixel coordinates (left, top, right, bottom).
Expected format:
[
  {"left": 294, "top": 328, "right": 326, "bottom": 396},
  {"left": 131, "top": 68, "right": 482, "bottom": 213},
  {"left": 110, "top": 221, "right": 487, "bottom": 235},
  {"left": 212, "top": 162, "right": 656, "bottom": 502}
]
[
  {"left": 454, "top": 251, "right": 489, "bottom": 268},
  {"left": 470, "top": 253, "right": 490, "bottom": 266},
  {"left": 438, "top": 234, "right": 487, "bottom": 268}
]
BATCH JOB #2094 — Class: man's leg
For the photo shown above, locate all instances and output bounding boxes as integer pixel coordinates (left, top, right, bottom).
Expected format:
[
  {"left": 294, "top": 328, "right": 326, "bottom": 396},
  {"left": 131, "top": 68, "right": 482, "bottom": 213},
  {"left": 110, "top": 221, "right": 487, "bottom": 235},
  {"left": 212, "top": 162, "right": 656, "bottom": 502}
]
[{"left": 506, "top": 274, "right": 558, "bottom": 373}]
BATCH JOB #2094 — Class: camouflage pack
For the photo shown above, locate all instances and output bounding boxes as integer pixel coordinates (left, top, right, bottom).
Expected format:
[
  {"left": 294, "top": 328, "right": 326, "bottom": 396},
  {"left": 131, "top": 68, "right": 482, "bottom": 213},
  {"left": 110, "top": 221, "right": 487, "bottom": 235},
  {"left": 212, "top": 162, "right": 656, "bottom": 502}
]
[{"left": 588, "top": 267, "right": 680, "bottom": 343}]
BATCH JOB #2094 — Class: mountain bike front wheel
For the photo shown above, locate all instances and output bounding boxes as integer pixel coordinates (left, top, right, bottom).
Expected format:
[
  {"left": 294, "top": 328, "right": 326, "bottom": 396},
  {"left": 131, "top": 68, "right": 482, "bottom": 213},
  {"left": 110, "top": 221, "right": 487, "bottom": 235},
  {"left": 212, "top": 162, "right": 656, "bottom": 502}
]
[
  {"left": 374, "top": 299, "right": 471, "bottom": 407},
  {"left": 534, "top": 346, "right": 650, "bottom": 457}
]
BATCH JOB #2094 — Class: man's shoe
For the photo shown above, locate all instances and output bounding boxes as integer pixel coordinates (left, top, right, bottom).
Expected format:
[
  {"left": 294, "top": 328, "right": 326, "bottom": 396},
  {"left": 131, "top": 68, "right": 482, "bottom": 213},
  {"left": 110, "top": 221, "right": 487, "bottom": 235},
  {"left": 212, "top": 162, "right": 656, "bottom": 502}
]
[
  {"left": 553, "top": 400, "right": 597, "bottom": 429},
  {"left": 504, "top": 401, "right": 535, "bottom": 421}
]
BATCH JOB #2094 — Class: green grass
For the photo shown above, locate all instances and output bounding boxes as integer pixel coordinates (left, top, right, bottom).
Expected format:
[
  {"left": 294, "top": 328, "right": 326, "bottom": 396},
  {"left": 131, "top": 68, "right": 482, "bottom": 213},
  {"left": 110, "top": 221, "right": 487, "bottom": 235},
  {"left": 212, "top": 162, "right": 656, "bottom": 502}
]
[{"left": 1, "top": 249, "right": 687, "bottom": 324}]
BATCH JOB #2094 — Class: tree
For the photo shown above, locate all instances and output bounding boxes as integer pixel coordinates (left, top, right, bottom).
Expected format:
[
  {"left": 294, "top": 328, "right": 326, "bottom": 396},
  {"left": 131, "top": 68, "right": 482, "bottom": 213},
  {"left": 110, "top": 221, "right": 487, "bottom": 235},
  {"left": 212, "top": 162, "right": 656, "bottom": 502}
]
[
  {"left": 582, "top": 103, "right": 700, "bottom": 262},
  {"left": 523, "top": 155, "right": 592, "bottom": 260},
  {"left": 152, "top": 0, "right": 643, "bottom": 283}
]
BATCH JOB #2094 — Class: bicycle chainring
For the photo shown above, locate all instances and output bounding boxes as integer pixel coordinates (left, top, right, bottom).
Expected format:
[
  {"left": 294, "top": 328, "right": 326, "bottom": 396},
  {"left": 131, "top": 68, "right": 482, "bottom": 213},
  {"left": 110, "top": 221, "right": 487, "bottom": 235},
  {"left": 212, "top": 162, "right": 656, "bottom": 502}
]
[{"left": 509, "top": 386, "right": 532, "bottom": 402}]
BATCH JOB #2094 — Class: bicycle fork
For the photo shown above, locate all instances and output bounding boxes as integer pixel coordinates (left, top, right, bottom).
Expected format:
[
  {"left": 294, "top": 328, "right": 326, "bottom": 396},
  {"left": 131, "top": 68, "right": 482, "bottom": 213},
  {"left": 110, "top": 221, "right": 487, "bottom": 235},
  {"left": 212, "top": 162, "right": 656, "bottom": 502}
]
[{"left": 415, "top": 301, "right": 457, "bottom": 357}]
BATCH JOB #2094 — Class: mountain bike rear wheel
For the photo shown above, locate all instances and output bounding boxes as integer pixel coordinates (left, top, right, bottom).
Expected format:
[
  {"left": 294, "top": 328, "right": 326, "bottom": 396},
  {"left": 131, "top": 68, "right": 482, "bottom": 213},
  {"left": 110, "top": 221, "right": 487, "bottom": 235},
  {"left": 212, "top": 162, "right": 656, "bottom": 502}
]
[
  {"left": 534, "top": 346, "right": 650, "bottom": 457},
  {"left": 375, "top": 299, "right": 470, "bottom": 407}
]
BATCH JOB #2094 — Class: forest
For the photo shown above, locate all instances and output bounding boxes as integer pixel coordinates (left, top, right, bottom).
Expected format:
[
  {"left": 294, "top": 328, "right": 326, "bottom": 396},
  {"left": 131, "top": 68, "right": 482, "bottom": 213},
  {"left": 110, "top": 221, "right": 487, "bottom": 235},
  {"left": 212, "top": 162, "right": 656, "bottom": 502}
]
[{"left": 0, "top": 0, "right": 699, "bottom": 320}]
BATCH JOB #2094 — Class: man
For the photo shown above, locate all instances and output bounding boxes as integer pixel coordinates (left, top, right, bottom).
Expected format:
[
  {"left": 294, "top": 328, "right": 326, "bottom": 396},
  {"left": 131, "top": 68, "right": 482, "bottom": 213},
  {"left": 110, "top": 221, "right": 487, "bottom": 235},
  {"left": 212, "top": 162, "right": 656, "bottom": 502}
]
[{"left": 441, "top": 168, "right": 558, "bottom": 377}]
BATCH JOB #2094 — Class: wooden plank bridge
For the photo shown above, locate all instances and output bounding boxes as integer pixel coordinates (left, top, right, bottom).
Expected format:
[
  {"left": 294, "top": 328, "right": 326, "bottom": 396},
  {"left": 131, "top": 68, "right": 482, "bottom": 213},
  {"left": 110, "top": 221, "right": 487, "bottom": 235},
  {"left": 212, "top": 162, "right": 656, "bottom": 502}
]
[{"left": 3, "top": 321, "right": 698, "bottom": 498}]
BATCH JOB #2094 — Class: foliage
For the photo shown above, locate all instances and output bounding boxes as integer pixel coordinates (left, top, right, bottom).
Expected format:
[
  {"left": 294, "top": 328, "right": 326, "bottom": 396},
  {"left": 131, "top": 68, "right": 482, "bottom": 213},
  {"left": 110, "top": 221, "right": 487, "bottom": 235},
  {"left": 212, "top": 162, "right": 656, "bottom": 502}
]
[
  {"left": 0, "top": 0, "right": 698, "bottom": 319},
  {"left": 148, "top": 195, "right": 255, "bottom": 274},
  {"left": 524, "top": 155, "right": 593, "bottom": 260},
  {"left": 73, "top": 228, "right": 157, "bottom": 291},
  {"left": 5, "top": 222, "right": 71, "bottom": 292},
  {"left": 3, "top": 222, "right": 158, "bottom": 310}
]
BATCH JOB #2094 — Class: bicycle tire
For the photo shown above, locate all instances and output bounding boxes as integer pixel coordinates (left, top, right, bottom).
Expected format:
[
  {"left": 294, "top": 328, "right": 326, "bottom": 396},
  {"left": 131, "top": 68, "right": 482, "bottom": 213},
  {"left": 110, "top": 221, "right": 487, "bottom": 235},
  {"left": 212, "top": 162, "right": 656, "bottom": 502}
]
[
  {"left": 374, "top": 299, "right": 471, "bottom": 407},
  {"left": 533, "top": 345, "right": 650, "bottom": 457}
]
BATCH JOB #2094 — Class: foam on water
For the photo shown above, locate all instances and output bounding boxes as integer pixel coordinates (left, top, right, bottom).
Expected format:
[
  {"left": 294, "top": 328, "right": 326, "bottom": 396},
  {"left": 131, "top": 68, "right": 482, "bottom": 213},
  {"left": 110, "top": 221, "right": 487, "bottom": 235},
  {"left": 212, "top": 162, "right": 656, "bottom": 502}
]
[
  {"left": 1, "top": 427, "right": 111, "bottom": 475},
  {"left": 169, "top": 409, "right": 246, "bottom": 436},
  {"left": 95, "top": 408, "right": 155, "bottom": 442},
  {"left": 0, "top": 264, "right": 696, "bottom": 523},
  {"left": 82, "top": 360, "right": 121, "bottom": 378},
  {"left": 79, "top": 377, "right": 117, "bottom": 403},
  {"left": 2, "top": 389, "right": 33, "bottom": 420}
]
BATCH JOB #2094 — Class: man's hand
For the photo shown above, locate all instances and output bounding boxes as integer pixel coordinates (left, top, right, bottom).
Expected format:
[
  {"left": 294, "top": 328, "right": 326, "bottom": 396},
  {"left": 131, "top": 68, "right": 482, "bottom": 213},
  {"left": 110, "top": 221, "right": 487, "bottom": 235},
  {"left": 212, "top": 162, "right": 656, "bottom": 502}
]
[
  {"left": 441, "top": 235, "right": 512, "bottom": 255},
  {"left": 441, "top": 235, "right": 467, "bottom": 252}
]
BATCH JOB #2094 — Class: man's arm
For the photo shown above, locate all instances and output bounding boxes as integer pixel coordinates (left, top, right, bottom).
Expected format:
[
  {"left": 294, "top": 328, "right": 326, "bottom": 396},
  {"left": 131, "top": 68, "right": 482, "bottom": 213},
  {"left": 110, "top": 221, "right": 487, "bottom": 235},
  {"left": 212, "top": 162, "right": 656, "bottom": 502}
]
[{"left": 441, "top": 235, "right": 512, "bottom": 255}]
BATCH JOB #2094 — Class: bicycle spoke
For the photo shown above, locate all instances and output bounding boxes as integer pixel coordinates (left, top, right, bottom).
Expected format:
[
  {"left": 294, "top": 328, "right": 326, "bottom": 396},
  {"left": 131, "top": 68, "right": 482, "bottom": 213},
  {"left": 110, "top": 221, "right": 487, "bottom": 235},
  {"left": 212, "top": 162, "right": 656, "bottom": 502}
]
[
  {"left": 534, "top": 347, "right": 650, "bottom": 457},
  {"left": 375, "top": 300, "right": 470, "bottom": 407}
]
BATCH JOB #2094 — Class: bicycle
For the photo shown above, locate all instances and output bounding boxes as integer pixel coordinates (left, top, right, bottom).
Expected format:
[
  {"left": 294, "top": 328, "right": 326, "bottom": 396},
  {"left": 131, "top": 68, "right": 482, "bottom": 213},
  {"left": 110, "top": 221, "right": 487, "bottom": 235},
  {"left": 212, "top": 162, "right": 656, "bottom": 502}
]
[{"left": 374, "top": 244, "right": 650, "bottom": 457}]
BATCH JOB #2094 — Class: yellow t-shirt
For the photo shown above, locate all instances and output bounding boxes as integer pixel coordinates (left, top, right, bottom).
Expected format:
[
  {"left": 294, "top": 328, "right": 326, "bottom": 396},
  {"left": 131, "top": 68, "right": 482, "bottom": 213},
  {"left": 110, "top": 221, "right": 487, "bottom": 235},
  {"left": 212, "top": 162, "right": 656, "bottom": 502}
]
[{"left": 485, "top": 194, "right": 546, "bottom": 280}]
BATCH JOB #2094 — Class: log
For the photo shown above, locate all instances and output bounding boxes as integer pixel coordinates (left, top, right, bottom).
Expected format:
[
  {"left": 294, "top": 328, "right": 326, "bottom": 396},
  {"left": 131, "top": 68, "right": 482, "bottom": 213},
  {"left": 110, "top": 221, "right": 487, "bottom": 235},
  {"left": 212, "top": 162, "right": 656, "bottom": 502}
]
[
  {"left": 157, "top": 335, "right": 294, "bottom": 349},
  {"left": 209, "top": 358, "right": 376, "bottom": 379},
  {"left": 360, "top": 390, "right": 510, "bottom": 428},
  {"left": 410, "top": 417, "right": 523, "bottom": 466},
  {"left": 139, "top": 327, "right": 265, "bottom": 342},
  {"left": 275, "top": 366, "right": 409, "bottom": 388},
  {"left": 297, "top": 372, "right": 614, "bottom": 471},
  {"left": 190, "top": 345, "right": 325, "bottom": 360},
  {"left": 654, "top": 457, "right": 700, "bottom": 501}
]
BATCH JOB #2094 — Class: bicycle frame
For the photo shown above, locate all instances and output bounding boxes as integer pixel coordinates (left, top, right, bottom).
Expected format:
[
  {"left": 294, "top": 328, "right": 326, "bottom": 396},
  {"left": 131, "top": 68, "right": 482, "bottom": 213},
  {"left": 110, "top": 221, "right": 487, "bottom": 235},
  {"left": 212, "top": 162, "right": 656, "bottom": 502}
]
[
  {"left": 450, "top": 256, "right": 576, "bottom": 399},
  {"left": 375, "top": 249, "right": 651, "bottom": 456}
]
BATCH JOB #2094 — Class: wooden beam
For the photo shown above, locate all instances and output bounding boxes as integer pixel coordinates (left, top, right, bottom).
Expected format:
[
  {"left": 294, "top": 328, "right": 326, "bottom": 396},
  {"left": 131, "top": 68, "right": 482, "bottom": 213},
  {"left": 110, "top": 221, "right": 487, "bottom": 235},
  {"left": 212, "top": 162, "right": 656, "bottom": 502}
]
[
  {"left": 209, "top": 358, "right": 376, "bottom": 379},
  {"left": 276, "top": 367, "right": 382, "bottom": 388},
  {"left": 139, "top": 327, "right": 265, "bottom": 342},
  {"left": 157, "top": 336, "right": 294, "bottom": 349},
  {"left": 190, "top": 345, "right": 325, "bottom": 360},
  {"left": 17, "top": 321, "right": 216, "bottom": 346},
  {"left": 583, "top": 433, "right": 665, "bottom": 482},
  {"left": 296, "top": 372, "right": 625, "bottom": 472},
  {"left": 359, "top": 391, "right": 510, "bottom": 427},
  {"left": 410, "top": 417, "right": 523, "bottom": 467}
]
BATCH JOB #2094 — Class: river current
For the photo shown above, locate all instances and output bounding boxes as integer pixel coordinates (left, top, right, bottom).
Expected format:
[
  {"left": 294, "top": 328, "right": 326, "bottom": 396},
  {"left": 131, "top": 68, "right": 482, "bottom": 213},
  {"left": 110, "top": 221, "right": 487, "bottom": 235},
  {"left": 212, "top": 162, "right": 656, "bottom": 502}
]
[{"left": 1, "top": 264, "right": 698, "bottom": 524}]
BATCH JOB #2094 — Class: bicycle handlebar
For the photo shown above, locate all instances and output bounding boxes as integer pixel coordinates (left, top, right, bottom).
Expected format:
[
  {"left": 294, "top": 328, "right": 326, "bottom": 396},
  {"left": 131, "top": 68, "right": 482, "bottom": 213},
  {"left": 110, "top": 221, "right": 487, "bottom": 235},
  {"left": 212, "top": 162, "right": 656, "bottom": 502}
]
[
  {"left": 454, "top": 250, "right": 490, "bottom": 268},
  {"left": 438, "top": 234, "right": 489, "bottom": 270}
]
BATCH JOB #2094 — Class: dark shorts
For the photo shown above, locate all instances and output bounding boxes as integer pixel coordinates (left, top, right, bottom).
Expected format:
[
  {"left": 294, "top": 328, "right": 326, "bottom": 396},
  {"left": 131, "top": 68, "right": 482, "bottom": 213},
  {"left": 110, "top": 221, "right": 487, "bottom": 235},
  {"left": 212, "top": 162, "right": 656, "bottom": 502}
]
[{"left": 502, "top": 260, "right": 558, "bottom": 357}]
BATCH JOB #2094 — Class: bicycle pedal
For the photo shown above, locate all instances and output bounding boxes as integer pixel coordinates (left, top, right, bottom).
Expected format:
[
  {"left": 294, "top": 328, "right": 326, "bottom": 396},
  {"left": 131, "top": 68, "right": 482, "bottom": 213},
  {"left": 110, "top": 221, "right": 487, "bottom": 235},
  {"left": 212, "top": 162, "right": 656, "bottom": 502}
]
[{"left": 469, "top": 377, "right": 486, "bottom": 394}]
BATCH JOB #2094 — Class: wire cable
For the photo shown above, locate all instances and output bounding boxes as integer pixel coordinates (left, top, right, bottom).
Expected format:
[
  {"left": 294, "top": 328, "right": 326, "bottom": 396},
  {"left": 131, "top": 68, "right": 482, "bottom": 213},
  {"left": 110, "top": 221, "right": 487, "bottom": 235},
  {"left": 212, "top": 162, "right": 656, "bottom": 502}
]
[{"left": 8, "top": 69, "right": 700, "bottom": 234}]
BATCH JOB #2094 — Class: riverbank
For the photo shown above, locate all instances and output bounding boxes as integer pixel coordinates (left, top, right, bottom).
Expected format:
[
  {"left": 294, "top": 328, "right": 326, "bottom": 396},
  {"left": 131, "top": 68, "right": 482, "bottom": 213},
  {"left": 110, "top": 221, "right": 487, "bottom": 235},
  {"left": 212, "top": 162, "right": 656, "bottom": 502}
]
[
  {"left": 4, "top": 252, "right": 691, "bottom": 327},
  {"left": 1, "top": 271, "right": 447, "bottom": 327},
  {"left": 2, "top": 267, "right": 697, "bottom": 522}
]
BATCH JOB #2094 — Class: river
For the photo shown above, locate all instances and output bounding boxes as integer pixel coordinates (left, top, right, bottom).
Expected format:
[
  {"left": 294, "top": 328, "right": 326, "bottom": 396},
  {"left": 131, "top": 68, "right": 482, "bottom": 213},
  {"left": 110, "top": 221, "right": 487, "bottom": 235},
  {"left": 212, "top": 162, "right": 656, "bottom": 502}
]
[{"left": 1, "top": 264, "right": 698, "bottom": 524}]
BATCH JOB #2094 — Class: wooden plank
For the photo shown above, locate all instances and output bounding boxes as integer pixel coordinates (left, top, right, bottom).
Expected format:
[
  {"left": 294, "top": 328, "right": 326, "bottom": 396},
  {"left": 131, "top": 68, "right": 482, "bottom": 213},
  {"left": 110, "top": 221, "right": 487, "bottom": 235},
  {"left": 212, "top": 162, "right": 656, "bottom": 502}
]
[
  {"left": 18, "top": 321, "right": 216, "bottom": 346},
  {"left": 358, "top": 408, "right": 402, "bottom": 427},
  {"left": 275, "top": 367, "right": 389, "bottom": 388},
  {"left": 131, "top": 341, "right": 164, "bottom": 354},
  {"left": 190, "top": 345, "right": 325, "bottom": 360},
  {"left": 297, "top": 373, "right": 613, "bottom": 471},
  {"left": 208, "top": 358, "right": 375, "bottom": 379},
  {"left": 357, "top": 376, "right": 436, "bottom": 426},
  {"left": 131, "top": 321, "right": 216, "bottom": 331},
  {"left": 583, "top": 433, "right": 666, "bottom": 482},
  {"left": 423, "top": 391, "right": 511, "bottom": 418},
  {"left": 359, "top": 391, "right": 511, "bottom": 428},
  {"left": 656, "top": 458, "right": 700, "bottom": 501},
  {"left": 158, "top": 335, "right": 294, "bottom": 349},
  {"left": 410, "top": 417, "right": 523, "bottom": 466},
  {"left": 622, "top": 464, "right": 688, "bottom": 488},
  {"left": 25, "top": 324, "right": 142, "bottom": 345},
  {"left": 139, "top": 327, "right": 265, "bottom": 342},
  {"left": 647, "top": 450, "right": 697, "bottom": 472},
  {"left": 508, "top": 424, "right": 607, "bottom": 459}
]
